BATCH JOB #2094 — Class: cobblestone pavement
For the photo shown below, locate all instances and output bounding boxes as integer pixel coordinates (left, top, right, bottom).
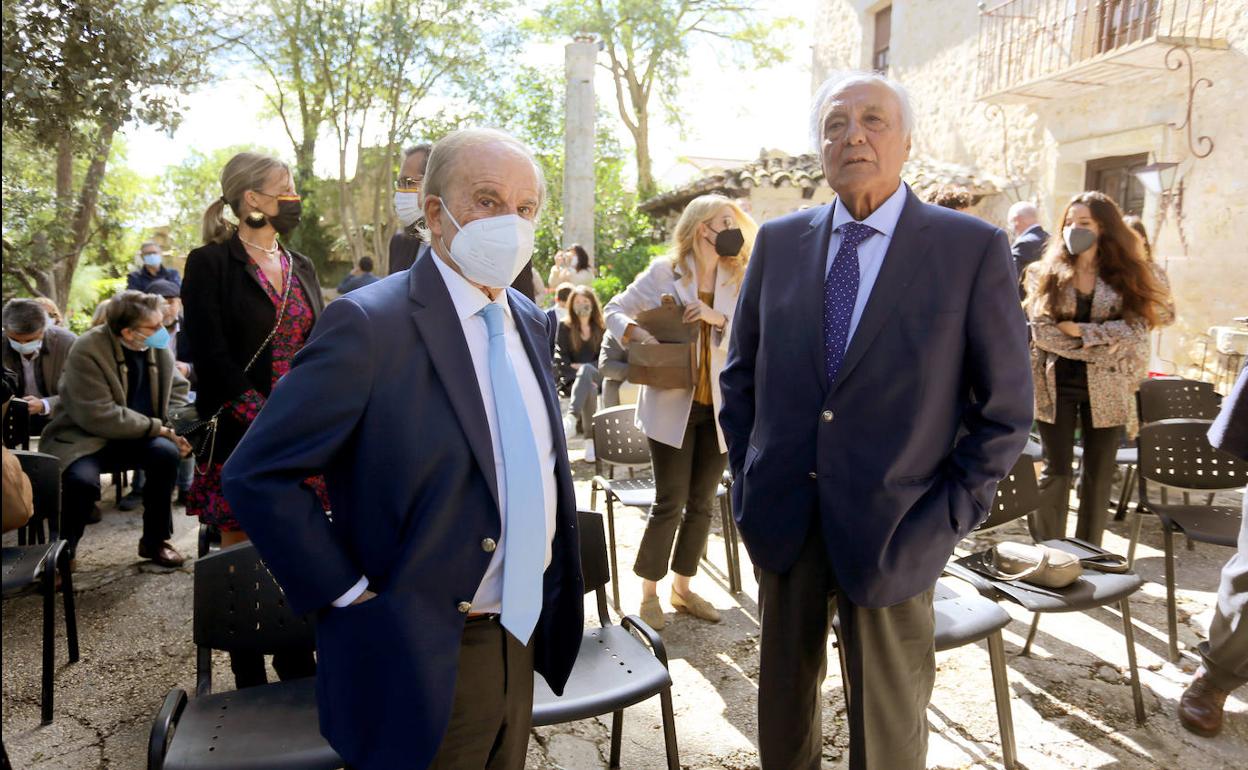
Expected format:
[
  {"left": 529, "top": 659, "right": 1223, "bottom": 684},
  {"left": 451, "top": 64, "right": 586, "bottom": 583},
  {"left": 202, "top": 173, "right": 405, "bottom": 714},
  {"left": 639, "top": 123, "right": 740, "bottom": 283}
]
[{"left": 4, "top": 439, "right": 1246, "bottom": 769}]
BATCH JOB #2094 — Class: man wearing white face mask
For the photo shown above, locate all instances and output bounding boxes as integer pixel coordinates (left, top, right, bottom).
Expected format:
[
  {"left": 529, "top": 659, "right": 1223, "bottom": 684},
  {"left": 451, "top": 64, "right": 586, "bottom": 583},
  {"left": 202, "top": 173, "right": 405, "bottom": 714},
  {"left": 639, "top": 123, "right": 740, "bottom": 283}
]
[
  {"left": 388, "top": 143, "right": 432, "bottom": 276},
  {"left": 222, "top": 127, "right": 584, "bottom": 770},
  {"left": 126, "top": 240, "right": 182, "bottom": 293},
  {"left": 2, "top": 298, "right": 76, "bottom": 434}
]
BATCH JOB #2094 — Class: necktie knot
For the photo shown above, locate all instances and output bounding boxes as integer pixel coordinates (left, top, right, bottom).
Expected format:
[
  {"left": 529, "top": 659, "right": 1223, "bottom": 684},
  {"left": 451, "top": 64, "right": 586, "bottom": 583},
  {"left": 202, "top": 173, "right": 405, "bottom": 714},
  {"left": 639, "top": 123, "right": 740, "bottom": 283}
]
[
  {"left": 839, "top": 221, "right": 876, "bottom": 244},
  {"left": 478, "top": 302, "right": 504, "bottom": 337}
]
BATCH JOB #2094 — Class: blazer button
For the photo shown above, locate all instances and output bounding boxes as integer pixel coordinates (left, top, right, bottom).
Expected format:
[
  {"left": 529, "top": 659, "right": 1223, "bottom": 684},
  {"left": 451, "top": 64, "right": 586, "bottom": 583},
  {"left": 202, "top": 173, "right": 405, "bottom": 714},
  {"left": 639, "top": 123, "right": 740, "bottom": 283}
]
[
  {"left": 821, "top": 410, "right": 835, "bottom": 422},
  {"left": 457, "top": 601, "right": 472, "bottom": 614},
  {"left": 481, "top": 538, "right": 497, "bottom": 553},
  {"left": 808, "top": 471, "right": 818, "bottom": 479}
]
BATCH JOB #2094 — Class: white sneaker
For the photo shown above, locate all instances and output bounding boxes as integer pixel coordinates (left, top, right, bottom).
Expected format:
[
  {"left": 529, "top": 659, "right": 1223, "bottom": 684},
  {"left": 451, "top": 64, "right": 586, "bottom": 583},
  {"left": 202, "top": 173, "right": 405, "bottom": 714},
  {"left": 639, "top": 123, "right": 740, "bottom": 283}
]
[
  {"left": 562, "top": 413, "right": 577, "bottom": 437},
  {"left": 583, "top": 441, "right": 596, "bottom": 464}
]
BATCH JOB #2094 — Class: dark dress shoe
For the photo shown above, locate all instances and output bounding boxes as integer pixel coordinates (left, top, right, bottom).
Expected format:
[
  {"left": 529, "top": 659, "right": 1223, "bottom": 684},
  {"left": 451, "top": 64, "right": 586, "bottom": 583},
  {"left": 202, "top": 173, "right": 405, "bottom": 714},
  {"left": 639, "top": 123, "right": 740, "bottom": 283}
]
[
  {"left": 118, "top": 491, "right": 143, "bottom": 511},
  {"left": 138, "top": 540, "right": 186, "bottom": 568},
  {"left": 86, "top": 505, "right": 103, "bottom": 524},
  {"left": 175, "top": 487, "right": 188, "bottom": 506},
  {"left": 1179, "top": 673, "right": 1230, "bottom": 737}
]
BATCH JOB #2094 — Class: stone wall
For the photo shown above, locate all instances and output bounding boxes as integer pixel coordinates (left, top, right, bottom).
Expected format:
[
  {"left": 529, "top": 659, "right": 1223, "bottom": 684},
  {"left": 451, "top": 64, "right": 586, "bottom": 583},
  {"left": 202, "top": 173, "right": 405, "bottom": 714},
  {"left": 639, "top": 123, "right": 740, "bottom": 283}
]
[{"left": 811, "top": 0, "right": 1248, "bottom": 374}]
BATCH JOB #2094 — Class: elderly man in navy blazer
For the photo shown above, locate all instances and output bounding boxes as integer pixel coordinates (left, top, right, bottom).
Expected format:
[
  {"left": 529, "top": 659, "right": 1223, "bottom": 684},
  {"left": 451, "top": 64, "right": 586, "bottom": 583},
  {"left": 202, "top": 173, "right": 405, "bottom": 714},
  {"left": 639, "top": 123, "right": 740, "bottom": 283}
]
[
  {"left": 720, "top": 71, "right": 1033, "bottom": 769},
  {"left": 223, "top": 128, "right": 583, "bottom": 770}
]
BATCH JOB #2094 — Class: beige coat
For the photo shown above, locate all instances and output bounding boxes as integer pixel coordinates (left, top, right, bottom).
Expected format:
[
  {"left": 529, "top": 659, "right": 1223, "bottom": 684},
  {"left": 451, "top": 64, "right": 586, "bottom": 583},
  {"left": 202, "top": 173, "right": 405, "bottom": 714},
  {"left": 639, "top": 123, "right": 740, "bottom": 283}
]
[
  {"left": 40, "top": 325, "right": 189, "bottom": 470},
  {"left": 1025, "top": 266, "right": 1174, "bottom": 438}
]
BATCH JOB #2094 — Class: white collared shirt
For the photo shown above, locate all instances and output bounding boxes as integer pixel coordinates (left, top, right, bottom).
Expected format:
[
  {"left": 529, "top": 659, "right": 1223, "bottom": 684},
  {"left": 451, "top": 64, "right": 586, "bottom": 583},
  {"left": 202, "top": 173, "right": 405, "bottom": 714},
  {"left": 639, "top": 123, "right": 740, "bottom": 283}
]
[
  {"left": 826, "top": 181, "right": 909, "bottom": 343},
  {"left": 333, "top": 254, "right": 559, "bottom": 613}
]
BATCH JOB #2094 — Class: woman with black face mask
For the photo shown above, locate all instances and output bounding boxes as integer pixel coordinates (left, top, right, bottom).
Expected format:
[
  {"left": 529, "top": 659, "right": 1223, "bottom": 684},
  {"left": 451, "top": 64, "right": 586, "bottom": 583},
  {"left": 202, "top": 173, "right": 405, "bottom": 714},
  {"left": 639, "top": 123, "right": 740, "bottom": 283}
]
[
  {"left": 1024, "top": 191, "right": 1173, "bottom": 547},
  {"left": 603, "top": 194, "right": 757, "bottom": 632},
  {"left": 182, "top": 151, "right": 325, "bottom": 689}
]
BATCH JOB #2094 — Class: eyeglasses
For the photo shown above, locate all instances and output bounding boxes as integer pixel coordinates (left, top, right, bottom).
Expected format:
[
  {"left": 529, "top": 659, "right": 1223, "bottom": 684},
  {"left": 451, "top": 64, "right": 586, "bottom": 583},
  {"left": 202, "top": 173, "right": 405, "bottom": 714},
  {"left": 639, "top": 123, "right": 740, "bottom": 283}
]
[{"left": 395, "top": 177, "right": 422, "bottom": 191}]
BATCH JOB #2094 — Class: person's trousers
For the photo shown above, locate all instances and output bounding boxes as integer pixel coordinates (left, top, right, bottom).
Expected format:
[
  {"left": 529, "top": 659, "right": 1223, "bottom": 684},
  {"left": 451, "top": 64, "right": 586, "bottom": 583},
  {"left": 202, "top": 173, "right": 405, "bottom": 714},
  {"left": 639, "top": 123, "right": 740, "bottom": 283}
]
[
  {"left": 229, "top": 648, "right": 317, "bottom": 690},
  {"left": 569, "top": 364, "right": 600, "bottom": 435},
  {"left": 1031, "top": 393, "right": 1124, "bottom": 546},
  {"left": 758, "top": 526, "right": 936, "bottom": 770},
  {"left": 427, "top": 617, "right": 535, "bottom": 770},
  {"left": 62, "top": 437, "right": 179, "bottom": 556},
  {"left": 633, "top": 402, "right": 727, "bottom": 581},
  {"left": 1199, "top": 491, "right": 1248, "bottom": 692}
]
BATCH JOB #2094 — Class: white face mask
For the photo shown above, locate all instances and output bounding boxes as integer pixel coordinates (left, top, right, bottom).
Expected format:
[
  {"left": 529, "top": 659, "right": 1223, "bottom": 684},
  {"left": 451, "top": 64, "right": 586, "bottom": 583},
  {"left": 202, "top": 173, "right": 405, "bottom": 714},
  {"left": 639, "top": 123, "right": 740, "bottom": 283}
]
[
  {"left": 435, "top": 199, "right": 535, "bottom": 289},
  {"left": 393, "top": 191, "right": 422, "bottom": 228},
  {"left": 8, "top": 337, "right": 42, "bottom": 356},
  {"left": 142, "top": 252, "right": 162, "bottom": 267}
]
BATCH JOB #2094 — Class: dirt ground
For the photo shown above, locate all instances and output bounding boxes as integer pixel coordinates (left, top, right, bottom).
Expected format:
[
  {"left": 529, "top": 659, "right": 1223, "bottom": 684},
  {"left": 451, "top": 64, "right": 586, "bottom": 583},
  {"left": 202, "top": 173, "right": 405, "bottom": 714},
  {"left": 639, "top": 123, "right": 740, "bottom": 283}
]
[{"left": 3, "top": 434, "right": 1245, "bottom": 769}]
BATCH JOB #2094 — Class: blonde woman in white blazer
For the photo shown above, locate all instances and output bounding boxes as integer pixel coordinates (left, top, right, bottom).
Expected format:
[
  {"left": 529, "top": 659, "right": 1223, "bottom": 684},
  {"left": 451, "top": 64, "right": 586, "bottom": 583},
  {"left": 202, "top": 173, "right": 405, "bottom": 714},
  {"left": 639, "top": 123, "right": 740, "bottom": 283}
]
[{"left": 604, "top": 194, "right": 757, "bottom": 631}]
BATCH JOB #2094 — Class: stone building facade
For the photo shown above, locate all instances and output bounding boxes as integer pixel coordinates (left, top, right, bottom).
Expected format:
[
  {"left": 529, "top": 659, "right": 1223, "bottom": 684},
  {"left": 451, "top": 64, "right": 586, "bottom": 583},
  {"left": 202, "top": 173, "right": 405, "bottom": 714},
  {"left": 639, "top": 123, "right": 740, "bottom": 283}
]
[{"left": 812, "top": 0, "right": 1246, "bottom": 375}]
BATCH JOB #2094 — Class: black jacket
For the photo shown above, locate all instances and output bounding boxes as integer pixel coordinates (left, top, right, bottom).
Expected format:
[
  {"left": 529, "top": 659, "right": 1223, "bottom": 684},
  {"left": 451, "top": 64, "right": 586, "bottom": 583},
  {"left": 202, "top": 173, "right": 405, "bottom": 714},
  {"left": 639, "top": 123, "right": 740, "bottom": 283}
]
[
  {"left": 1011, "top": 225, "right": 1049, "bottom": 297},
  {"left": 182, "top": 234, "right": 323, "bottom": 461},
  {"left": 388, "top": 231, "right": 424, "bottom": 275}
]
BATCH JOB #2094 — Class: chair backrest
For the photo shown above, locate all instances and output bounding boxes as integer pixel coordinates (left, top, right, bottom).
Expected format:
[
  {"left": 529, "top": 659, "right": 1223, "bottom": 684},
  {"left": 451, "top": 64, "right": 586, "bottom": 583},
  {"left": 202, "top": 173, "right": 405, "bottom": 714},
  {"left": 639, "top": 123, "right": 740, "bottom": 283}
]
[
  {"left": 576, "top": 509, "right": 612, "bottom": 625},
  {"left": 192, "top": 543, "right": 316, "bottom": 655},
  {"left": 591, "top": 405, "right": 651, "bottom": 469},
  {"left": 14, "top": 450, "right": 61, "bottom": 542},
  {"left": 1137, "top": 378, "right": 1221, "bottom": 424},
  {"left": 1137, "top": 418, "right": 1248, "bottom": 492},
  {"left": 3, "top": 399, "right": 31, "bottom": 450},
  {"left": 978, "top": 454, "right": 1042, "bottom": 532}
]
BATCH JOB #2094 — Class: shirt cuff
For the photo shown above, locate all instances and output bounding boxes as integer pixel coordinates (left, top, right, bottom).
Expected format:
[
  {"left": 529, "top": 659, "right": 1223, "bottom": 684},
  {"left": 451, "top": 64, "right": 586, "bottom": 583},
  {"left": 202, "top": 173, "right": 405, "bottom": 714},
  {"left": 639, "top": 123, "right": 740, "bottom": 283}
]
[
  {"left": 331, "top": 576, "right": 370, "bottom": 608},
  {"left": 40, "top": 399, "right": 50, "bottom": 415}
]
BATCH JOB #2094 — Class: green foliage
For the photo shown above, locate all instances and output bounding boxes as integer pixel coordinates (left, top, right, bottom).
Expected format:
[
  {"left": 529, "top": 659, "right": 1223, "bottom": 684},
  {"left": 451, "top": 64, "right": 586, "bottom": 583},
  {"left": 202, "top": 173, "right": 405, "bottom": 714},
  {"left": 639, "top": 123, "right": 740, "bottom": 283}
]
[{"left": 66, "top": 266, "right": 125, "bottom": 332}]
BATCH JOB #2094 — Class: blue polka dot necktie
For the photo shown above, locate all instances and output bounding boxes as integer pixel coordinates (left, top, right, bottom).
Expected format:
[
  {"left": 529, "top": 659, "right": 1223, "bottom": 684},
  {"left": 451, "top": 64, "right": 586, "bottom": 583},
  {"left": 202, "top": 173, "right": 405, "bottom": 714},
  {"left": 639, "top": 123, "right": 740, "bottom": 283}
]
[{"left": 823, "top": 222, "right": 876, "bottom": 383}]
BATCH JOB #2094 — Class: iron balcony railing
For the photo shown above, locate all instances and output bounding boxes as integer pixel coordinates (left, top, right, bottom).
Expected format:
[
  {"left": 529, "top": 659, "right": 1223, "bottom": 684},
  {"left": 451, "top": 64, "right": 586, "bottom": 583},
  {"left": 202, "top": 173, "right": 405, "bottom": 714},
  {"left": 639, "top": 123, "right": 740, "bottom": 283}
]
[{"left": 977, "top": 0, "right": 1224, "bottom": 99}]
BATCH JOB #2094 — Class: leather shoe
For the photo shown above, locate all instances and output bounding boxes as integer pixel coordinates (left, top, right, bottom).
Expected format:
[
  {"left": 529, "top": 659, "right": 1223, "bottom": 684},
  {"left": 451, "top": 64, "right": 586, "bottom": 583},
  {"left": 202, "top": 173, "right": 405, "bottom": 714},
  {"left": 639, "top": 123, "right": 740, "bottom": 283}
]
[
  {"left": 639, "top": 596, "right": 666, "bottom": 631},
  {"left": 671, "top": 589, "right": 721, "bottom": 623},
  {"left": 138, "top": 540, "right": 185, "bottom": 568},
  {"left": 1179, "top": 673, "right": 1230, "bottom": 737}
]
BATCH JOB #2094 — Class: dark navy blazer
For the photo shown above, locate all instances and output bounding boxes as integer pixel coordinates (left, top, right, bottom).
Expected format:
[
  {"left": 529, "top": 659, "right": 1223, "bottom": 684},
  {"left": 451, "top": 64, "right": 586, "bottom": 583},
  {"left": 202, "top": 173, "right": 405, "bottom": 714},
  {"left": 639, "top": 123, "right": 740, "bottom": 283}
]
[
  {"left": 719, "top": 189, "right": 1033, "bottom": 608},
  {"left": 222, "top": 252, "right": 584, "bottom": 769}
]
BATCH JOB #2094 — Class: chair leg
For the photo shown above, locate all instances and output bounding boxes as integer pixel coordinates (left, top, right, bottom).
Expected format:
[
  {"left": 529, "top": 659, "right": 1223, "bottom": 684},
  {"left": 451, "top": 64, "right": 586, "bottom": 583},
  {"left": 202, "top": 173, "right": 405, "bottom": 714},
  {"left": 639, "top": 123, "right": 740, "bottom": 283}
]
[
  {"left": 1127, "top": 504, "right": 1144, "bottom": 568},
  {"left": 607, "top": 496, "right": 621, "bottom": 612},
  {"left": 1021, "top": 613, "right": 1041, "bottom": 657},
  {"left": 60, "top": 549, "right": 79, "bottom": 663},
  {"left": 608, "top": 709, "right": 623, "bottom": 769},
  {"left": 1113, "top": 465, "right": 1135, "bottom": 522},
  {"left": 590, "top": 479, "right": 598, "bottom": 511},
  {"left": 986, "top": 631, "right": 1018, "bottom": 770},
  {"left": 719, "top": 494, "right": 740, "bottom": 594},
  {"left": 832, "top": 619, "right": 851, "bottom": 709},
  {"left": 1163, "top": 526, "right": 1180, "bottom": 663},
  {"left": 659, "top": 688, "right": 680, "bottom": 770},
  {"left": 1119, "top": 597, "right": 1147, "bottom": 725},
  {"left": 41, "top": 560, "right": 56, "bottom": 724}
]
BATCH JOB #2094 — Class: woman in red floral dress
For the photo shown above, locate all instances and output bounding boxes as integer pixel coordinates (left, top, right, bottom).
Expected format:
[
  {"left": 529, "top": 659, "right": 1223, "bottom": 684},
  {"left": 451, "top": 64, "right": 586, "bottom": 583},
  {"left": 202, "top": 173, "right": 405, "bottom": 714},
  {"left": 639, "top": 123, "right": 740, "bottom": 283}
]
[{"left": 182, "top": 151, "right": 326, "bottom": 688}]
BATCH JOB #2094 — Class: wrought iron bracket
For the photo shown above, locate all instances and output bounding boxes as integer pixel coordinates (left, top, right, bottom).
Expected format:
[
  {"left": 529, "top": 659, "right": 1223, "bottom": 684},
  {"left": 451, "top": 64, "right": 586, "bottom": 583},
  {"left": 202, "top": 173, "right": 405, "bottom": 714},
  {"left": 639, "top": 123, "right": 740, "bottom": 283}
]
[{"left": 1165, "top": 46, "right": 1214, "bottom": 158}]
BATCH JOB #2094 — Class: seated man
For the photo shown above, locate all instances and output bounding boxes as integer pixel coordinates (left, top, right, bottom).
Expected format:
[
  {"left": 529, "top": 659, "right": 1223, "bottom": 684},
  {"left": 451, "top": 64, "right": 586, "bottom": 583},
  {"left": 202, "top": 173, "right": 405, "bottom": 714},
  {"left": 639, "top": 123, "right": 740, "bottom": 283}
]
[
  {"left": 41, "top": 290, "right": 192, "bottom": 566},
  {"left": 3, "top": 298, "right": 77, "bottom": 435},
  {"left": 597, "top": 328, "right": 629, "bottom": 408}
]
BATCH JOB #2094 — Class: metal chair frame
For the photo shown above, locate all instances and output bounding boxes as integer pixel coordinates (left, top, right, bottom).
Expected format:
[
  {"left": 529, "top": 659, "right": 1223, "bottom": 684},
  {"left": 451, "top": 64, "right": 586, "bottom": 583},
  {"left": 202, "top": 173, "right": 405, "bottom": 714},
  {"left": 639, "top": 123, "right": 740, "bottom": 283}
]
[
  {"left": 945, "top": 456, "right": 1147, "bottom": 725},
  {"left": 1133, "top": 418, "right": 1247, "bottom": 662},
  {"left": 1, "top": 450, "right": 80, "bottom": 725}
]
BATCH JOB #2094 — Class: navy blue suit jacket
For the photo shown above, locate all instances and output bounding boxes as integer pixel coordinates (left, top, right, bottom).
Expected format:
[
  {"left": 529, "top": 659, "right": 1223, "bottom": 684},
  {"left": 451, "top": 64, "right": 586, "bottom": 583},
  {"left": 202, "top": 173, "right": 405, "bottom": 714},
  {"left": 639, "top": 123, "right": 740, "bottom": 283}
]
[
  {"left": 719, "top": 189, "right": 1033, "bottom": 608},
  {"left": 222, "top": 252, "right": 584, "bottom": 769},
  {"left": 1010, "top": 225, "right": 1048, "bottom": 294}
]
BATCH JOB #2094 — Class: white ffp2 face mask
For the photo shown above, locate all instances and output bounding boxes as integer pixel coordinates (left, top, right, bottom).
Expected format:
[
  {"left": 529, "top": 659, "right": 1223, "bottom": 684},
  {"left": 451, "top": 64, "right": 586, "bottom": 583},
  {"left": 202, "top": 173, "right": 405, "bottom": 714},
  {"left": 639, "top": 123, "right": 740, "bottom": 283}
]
[
  {"left": 393, "top": 191, "right": 422, "bottom": 228},
  {"left": 436, "top": 200, "right": 535, "bottom": 289}
]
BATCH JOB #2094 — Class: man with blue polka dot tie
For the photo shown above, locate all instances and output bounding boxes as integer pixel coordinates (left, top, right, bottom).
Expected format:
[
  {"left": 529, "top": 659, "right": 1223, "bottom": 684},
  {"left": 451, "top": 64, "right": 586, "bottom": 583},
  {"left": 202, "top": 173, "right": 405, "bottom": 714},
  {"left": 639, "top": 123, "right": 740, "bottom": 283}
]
[{"left": 721, "top": 71, "right": 1033, "bottom": 770}]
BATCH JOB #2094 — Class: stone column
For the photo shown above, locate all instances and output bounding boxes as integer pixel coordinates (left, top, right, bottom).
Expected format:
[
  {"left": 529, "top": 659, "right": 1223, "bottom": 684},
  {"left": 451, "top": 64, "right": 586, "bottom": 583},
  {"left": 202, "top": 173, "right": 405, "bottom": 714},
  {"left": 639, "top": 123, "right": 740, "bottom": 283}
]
[{"left": 564, "top": 35, "right": 597, "bottom": 266}]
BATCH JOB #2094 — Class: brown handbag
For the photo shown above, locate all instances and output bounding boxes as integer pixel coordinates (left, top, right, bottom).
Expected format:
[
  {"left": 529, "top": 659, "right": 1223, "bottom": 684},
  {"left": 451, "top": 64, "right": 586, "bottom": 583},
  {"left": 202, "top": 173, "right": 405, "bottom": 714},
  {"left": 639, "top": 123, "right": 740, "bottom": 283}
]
[{"left": 626, "top": 295, "right": 698, "bottom": 389}]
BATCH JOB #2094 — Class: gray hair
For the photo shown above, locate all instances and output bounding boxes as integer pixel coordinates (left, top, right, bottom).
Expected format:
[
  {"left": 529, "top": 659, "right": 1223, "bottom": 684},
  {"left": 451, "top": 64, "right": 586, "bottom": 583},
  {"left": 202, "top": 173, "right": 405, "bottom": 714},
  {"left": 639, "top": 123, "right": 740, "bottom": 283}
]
[
  {"left": 422, "top": 128, "right": 546, "bottom": 210},
  {"left": 1008, "top": 201, "right": 1039, "bottom": 222},
  {"left": 2, "top": 299, "right": 49, "bottom": 335},
  {"left": 105, "top": 290, "right": 162, "bottom": 336},
  {"left": 402, "top": 143, "right": 432, "bottom": 163},
  {"left": 809, "top": 70, "right": 915, "bottom": 151},
  {"left": 140, "top": 240, "right": 161, "bottom": 252}
]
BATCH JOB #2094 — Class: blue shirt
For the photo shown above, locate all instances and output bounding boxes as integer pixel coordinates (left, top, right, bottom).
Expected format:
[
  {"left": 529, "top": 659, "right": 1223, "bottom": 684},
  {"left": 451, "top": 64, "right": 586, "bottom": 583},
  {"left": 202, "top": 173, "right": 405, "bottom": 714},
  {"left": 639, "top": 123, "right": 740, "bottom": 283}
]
[{"left": 825, "top": 182, "right": 909, "bottom": 343}]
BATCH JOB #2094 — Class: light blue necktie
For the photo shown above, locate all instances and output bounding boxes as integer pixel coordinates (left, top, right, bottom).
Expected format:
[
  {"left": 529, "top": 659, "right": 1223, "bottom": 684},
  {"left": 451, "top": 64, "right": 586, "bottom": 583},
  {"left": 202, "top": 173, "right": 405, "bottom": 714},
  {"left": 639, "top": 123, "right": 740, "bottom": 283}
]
[{"left": 478, "top": 302, "right": 545, "bottom": 645}]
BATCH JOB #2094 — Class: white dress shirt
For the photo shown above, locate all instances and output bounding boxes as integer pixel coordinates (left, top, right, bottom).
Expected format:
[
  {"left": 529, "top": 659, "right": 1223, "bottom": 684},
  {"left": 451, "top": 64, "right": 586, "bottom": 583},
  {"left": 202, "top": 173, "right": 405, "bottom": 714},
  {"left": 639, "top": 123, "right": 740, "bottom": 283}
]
[
  {"left": 333, "top": 254, "right": 559, "bottom": 612},
  {"left": 826, "top": 181, "right": 910, "bottom": 343}
]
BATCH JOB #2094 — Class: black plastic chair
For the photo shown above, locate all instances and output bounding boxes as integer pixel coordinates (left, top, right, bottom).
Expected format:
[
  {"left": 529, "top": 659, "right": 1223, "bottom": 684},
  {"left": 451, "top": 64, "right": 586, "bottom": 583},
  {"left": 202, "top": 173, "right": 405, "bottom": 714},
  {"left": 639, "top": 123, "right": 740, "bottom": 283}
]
[
  {"left": 833, "top": 579, "right": 1018, "bottom": 769},
  {"left": 533, "top": 510, "right": 679, "bottom": 770},
  {"left": 589, "top": 405, "right": 739, "bottom": 608},
  {"left": 945, "top": 456, "right": 1147, "bottom": 725},
  {"left": 3, "top": 398, "right": 31, "bottom": 449},
  {"left": 1109, "top": 378, "right": 1223, "bottom": 522},
  {"left": 1, "top": 450, "right": 79, "bottom": 724},
  {"left": 1133, "top": 418, "right": 1247, "bottom": 662},
  {"left": 148, "top": 543, "right": 338, "bottom": 770}
]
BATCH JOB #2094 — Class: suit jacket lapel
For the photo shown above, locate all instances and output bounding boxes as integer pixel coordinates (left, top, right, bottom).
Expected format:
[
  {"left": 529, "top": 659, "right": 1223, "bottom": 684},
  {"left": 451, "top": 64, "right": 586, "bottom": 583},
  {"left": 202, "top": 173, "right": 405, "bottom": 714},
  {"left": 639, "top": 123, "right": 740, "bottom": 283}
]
[
  {"left": 800, "top": 204, "right": 836, "bottom": 390},
  {"left": 408, "top": 254, "right": 500, "bottom": 511},
  {"left": 830, "top": 189, "right": 932, "bottom": 394}
]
